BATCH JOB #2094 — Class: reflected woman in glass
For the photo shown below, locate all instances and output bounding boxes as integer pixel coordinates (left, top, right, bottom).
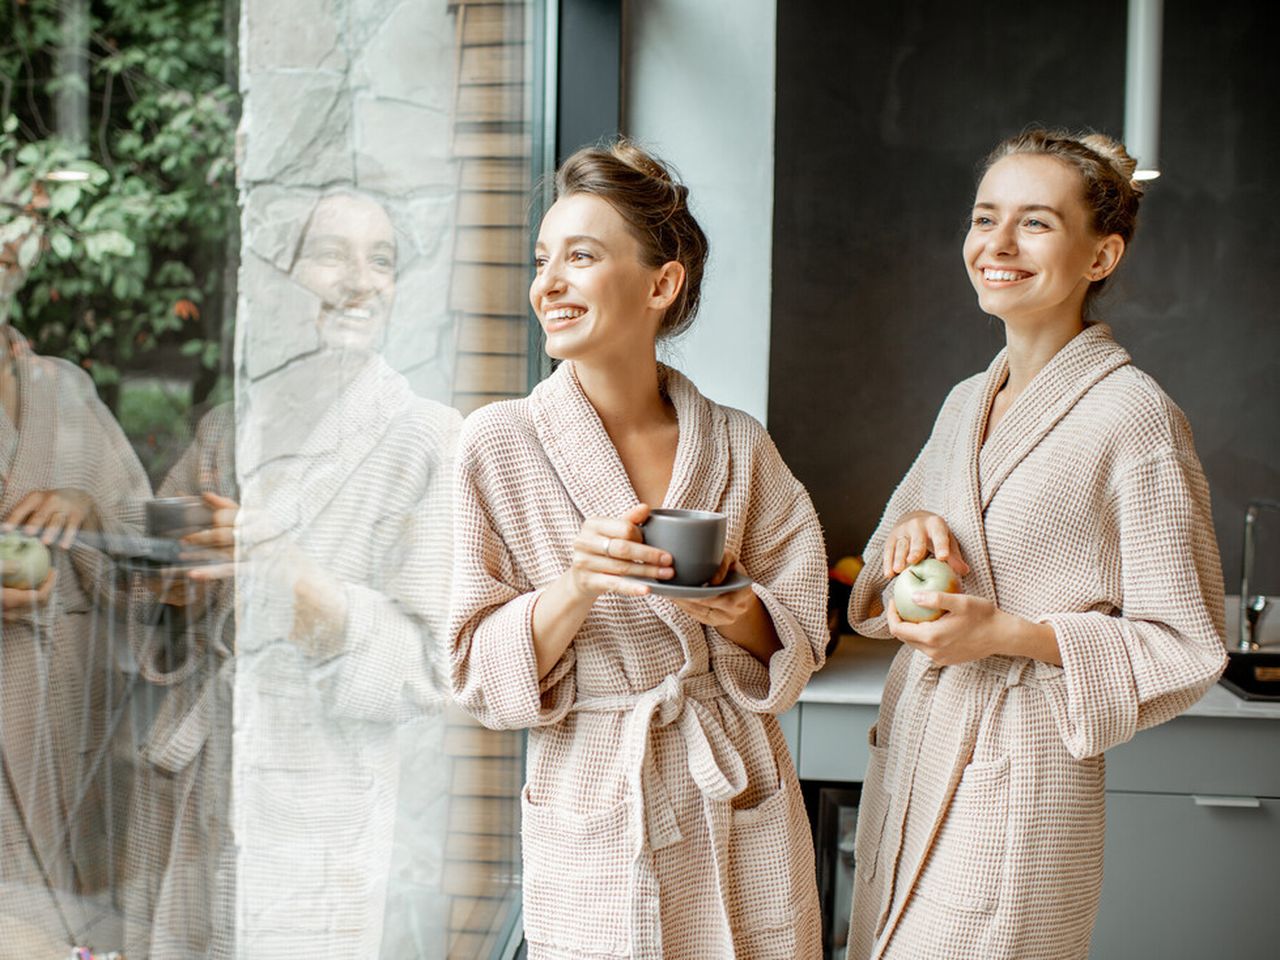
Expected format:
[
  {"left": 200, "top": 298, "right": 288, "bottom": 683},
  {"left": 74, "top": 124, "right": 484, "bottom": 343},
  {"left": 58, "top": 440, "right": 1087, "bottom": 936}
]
[
  {"left": 125, "top": 190, "right": 458, "bottom": 958},
  {"left": 450, "top": 142, "right": 827, "bottom": 958},
  {"left": 845, "top": 130, "right": 1226, "bottom": 959},
  {"left": 1, "top": 202, "right": 151, "bottom": 952}
]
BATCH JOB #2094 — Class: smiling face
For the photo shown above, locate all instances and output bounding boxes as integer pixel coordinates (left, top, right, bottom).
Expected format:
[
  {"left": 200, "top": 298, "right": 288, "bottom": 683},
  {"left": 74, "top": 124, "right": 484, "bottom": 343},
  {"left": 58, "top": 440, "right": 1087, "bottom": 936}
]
[
  {"left": 292, "top": 193, "right": 396, "bottom": 354},
  {"left": 963, "top": 153, "right": 1123, "bottom": 332},
  {"left": 530, "top": 193, "right": 680, "bottom": 364}
]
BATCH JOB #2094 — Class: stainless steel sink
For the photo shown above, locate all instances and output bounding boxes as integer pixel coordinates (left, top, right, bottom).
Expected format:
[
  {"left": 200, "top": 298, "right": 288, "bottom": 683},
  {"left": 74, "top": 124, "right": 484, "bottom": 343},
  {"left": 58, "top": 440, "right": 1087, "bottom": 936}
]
[{"left": 1220, "top": 650, "right": 1280, "bottom": 701}]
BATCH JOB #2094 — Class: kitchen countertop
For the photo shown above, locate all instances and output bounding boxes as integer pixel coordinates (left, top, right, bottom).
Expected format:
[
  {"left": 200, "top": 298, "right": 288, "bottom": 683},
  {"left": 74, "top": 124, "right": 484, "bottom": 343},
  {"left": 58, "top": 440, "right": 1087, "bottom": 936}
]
[{"left": 801, "top": 631, "right": 1280, "bottom": 721}]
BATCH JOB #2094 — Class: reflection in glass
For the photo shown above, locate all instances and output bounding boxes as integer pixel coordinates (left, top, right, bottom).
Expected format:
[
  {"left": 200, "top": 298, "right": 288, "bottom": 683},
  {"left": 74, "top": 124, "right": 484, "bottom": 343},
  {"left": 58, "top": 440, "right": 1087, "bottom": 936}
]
[{"left": 3, "top": 0, "right": 539, "bottom": 954}]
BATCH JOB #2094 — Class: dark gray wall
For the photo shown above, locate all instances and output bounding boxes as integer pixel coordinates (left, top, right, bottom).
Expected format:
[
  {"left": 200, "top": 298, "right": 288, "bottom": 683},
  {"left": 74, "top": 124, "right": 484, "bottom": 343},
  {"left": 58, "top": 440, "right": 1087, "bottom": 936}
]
[{"left": 769, "top": 0, "right": 1280, "bottom": 597}]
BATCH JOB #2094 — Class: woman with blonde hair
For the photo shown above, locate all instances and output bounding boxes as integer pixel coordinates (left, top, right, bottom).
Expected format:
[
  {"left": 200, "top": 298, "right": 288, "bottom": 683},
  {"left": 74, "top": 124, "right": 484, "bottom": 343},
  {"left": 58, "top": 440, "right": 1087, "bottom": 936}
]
[
  {"left": 450, "top": 141, "right": 828, "bottom": 958},
  {"left": 845, "top": 129, "right": 1227, "bottom": 959}
]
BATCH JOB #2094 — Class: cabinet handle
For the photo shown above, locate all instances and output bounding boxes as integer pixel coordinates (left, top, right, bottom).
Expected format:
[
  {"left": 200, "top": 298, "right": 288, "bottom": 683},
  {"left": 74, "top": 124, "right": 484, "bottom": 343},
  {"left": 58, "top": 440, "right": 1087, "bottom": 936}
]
[{"left": 1192, "top": 795, "right": 1261, "bottom": 808}]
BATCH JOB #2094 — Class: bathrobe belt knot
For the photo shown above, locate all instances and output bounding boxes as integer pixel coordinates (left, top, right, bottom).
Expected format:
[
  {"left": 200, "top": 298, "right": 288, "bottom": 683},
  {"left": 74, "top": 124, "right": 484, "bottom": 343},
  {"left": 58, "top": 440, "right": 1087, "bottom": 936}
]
[{"left": 572, "top": 672, "right": 748, "bottom": 851}]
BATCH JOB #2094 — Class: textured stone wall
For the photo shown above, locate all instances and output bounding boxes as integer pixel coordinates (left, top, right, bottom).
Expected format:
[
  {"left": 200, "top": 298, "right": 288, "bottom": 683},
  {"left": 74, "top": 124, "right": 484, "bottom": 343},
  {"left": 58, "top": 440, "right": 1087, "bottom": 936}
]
[{"left": 237, "top": 0, "right": 459, "bottom": 408}]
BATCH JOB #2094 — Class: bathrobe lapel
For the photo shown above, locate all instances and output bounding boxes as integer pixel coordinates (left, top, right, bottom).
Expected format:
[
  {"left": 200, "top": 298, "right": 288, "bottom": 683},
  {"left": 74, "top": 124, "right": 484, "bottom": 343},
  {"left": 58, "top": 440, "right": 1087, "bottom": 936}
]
[
  {"left": 530, "top": 362, "right": 731, "bottom": 654},
  {"left": 977, "top": 324, "right": 1131, "bottom": 511},
  {"left": 242, "top": 355, "right": 411, "bottom": 546}
]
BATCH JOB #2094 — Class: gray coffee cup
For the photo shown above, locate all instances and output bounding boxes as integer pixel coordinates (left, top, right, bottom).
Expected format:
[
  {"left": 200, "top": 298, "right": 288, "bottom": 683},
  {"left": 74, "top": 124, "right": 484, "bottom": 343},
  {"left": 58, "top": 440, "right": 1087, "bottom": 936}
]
[
  {"left": 641, "top": 508, "right": 727, "bottom": 586},
  {"left": 146, "top": 496, "right": 215, "bottom": 540}
]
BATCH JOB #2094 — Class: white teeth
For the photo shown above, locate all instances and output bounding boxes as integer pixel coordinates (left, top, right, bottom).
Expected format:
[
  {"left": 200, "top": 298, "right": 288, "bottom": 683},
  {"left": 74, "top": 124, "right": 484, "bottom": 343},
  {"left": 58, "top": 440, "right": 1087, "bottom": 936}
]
[
  {"left": 546, "top": 307, "right": 585, "bottom": 321},
  {"left": 342, "top": 308, "right": 372, "bottom": 320},
  {"left": 984, "top": 269, "right": 1028, "bottom": 282}
]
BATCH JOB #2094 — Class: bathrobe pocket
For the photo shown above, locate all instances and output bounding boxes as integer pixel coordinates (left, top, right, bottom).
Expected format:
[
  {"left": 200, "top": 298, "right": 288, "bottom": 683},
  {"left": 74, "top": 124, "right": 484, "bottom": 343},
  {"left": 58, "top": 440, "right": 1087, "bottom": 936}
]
[
  {"left": 727, "top": 776, "right": 814, "bottom": 932},
  {"left": 915, "top": 754, "right": 1010, "bottom": 914},
  {"left": 520, "top": 783, "right": 631, "bottom": 956},
  {"left": 854, "top": 723, "right": 891, "bottom": 885}
]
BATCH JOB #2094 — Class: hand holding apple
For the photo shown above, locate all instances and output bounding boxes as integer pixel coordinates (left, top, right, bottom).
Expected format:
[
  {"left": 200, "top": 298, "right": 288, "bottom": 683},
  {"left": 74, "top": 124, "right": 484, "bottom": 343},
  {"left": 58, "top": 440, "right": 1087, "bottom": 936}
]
[
  {"left": 0, "top": 532, "right": 52, "bottom": 589},
  {"left": 892, "top": 557, "right": 961, "bottom": 623},
  {"left": 886, "top": 591, "right": 1062, "bottom": 667},
  {"left": 2, "top": 565, "right": 56, "bottom": 620},
  {"left": 882, "top": 511, "right": 970, "bottom": 578},
  {"left": 3, "top": 487, "right": 97, "bottom": 549}
]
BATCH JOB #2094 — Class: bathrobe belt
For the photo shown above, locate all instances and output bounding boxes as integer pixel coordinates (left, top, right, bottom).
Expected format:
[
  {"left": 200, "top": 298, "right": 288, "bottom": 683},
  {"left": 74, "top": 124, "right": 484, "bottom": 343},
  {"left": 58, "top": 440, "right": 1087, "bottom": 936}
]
[{"left": 572, "top": 672, "right": 749, "bottom": 852}]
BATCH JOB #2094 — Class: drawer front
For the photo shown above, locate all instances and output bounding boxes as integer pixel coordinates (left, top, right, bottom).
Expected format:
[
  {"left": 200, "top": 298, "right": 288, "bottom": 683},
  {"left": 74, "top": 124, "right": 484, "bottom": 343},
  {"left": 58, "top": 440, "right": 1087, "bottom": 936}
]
[
  {"left": 798, "top": 702, "right": 880, "bottom": 783},
  {"left": 1105, "top": 715, "right": 1280, "bottom": 797},
  {"left": 1091, "top": 791, "right": 1280, "bottom": 959}
]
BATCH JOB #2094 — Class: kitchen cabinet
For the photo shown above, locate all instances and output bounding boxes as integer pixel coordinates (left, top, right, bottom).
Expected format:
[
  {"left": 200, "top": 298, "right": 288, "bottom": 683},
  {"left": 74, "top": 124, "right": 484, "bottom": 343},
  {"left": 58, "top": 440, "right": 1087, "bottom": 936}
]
[
  {"left": 1089, "top": 716, "right": 1280, "bottom": 960},
  {"left": 788, "top": 639, "right": 1280, "bottom": 960}
]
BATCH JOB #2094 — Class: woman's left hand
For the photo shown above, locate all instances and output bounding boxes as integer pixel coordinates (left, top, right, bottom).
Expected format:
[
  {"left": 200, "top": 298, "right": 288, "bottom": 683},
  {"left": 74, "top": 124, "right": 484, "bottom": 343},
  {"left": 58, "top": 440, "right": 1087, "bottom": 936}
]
[
  {"left": 673, "top": 553, "right": 782, "bottom": 665},
  {"left": 886, "top": 591, "right": 1062, "bottom": 667},
  {"left": 671, "top": 554, "right": 756, "bottom": 628},
  {"left": 3, "top": 488, "right": 98, "bottom": 549}
]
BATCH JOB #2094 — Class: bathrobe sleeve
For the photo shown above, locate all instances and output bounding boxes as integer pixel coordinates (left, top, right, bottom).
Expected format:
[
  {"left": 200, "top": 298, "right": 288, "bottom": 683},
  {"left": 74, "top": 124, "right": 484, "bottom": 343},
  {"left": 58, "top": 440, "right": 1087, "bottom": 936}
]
[
  {"left": 325, "top": 411, "right": 461, "bottom": 723},
  {"left": 449, "top": 413, "right": 577, "bottom": 731},
  {"left": 1036, "top": 444, "right": 1227, "bottom": 759},
  {"left": 709, "top": 413, "right": 828, "bottom": 714}
]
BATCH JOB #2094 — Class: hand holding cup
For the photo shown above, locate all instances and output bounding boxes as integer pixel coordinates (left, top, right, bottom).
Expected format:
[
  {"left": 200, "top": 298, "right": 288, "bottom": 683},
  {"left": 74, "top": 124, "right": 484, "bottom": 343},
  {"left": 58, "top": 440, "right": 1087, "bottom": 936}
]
[{"left": 569, "top": 504, "right": 675, "bottom": 599}]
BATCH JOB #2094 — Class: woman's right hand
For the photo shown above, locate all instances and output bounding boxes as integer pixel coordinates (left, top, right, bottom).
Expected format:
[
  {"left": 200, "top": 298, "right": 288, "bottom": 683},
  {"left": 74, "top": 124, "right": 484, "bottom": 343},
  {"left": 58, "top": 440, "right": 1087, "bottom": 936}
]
[
  {"left": 882, "top": 510, "right": 971, "bottom": 579},
  {"left": 568, "top": 503, "right": 674, "bottom": 600},
  {"left": 2, "top": 568, "right": 56, "bottom": 621},
  {"left": 181, "top": 492, "right": 240, "bottom": 581}
]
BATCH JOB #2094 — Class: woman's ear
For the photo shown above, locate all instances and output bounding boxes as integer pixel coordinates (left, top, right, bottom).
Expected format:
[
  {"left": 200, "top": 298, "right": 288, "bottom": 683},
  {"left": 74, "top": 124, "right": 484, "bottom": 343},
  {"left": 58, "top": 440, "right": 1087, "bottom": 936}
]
[
  {"left": 648, "top": 260, "right": 686, "bottom": 312},
  {"left": 1088, "top": 234, "right": 1126, "bottom": 282}
]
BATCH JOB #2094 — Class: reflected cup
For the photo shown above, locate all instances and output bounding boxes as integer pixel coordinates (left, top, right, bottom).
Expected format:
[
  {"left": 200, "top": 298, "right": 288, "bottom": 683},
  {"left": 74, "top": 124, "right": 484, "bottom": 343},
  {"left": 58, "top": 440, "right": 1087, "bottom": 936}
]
[
  {"left": 146, "top": 496, "right": 215, "bottom": 540},
  {"left": 641, "top": 508, "right": 727, "bottom": 586}
]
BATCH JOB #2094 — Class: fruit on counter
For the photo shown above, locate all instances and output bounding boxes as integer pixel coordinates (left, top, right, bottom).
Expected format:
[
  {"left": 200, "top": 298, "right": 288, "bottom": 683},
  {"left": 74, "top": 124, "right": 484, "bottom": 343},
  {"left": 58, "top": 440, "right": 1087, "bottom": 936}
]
[
  {"left": 892, "top": 557, "right": 960, "bottom": 623},
  {"left": 830, "top": 555, "right": 864, "bottom": 585},
  {"left": 0, "top": 532, "right": 52, "bottom": 589}
]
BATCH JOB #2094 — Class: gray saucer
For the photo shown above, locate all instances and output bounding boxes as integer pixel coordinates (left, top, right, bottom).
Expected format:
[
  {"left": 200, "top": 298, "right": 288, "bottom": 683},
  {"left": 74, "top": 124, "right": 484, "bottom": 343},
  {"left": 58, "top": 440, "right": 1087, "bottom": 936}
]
[{"left": 626, "top": 570, "right": 753, "bottom": 599}]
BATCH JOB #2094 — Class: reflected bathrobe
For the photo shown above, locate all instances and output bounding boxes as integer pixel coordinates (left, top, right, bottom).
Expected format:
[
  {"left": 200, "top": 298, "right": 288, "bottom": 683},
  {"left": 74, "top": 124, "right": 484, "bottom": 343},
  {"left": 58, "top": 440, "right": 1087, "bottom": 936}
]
[
  {"left": 0, "top": 325, "right": 151, "bottom": 946},
  {"left": 234, "top": 356, "right": 459, "bottom": 959},
  {"left": 845, "top": 324, "right": 1227, "bottom": 960},
  {"left": 130, "top": 355, "right": 459, "bottom": 959},
  {"left": 450, "top": 362, "right": 828, "bottom": 960},
  {"left": 123, "top": 403, "right": 237, "bottom": 960}
]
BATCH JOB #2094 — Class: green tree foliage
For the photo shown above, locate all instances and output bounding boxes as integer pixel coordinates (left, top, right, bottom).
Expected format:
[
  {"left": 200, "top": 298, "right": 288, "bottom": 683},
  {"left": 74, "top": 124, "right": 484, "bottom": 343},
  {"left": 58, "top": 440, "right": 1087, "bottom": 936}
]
[{"left": 0, "top": 0, "right": 236, "bottom": 404}]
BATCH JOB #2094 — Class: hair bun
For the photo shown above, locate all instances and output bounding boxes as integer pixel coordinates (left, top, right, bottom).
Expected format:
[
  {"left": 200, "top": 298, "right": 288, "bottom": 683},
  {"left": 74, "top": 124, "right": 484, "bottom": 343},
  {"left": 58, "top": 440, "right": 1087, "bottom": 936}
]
[
  {"left": 610, "top": 137, "right": 677, "bottom": 185},
  {"left": 1078, "top": 133, "right": 1144, "bottom": 195}
]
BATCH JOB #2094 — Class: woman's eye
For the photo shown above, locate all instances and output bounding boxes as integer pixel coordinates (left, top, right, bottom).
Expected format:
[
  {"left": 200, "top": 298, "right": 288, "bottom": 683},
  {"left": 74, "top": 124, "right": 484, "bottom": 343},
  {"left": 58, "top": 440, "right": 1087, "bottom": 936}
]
[
  {"left": 972, "top": 216, "right": 994, "bottom": 227},
  {"left": 1025, "top": 218, "right": 1049, "bottom": 229},
  {"left": 570, "top": 250, "right": 594, "bottom": 262},
  {"left": 533, "top": 256, "right": 547, "bottom": 270}
]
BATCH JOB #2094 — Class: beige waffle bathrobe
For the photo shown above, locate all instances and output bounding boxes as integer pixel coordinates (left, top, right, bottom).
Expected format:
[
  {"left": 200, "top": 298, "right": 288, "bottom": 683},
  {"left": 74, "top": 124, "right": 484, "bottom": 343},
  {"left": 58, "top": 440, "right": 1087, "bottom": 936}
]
[
  {"left": 0, "top": 325, "right": 151, "bottom": 946},
  {"left": 450, "top": 362, "right": 828, "bottom": 960},
  {"left": 124, "top": 355, "right": 458, "bottom": 958},
  {"left": 845, "top": 324, "right": 1227, "bottom": 960},
  {"left": 123, "top": 403, "right": 237, "bottom": 960},
  {"left": 232, "top": 355, "right": 459, "bottom": 959}
]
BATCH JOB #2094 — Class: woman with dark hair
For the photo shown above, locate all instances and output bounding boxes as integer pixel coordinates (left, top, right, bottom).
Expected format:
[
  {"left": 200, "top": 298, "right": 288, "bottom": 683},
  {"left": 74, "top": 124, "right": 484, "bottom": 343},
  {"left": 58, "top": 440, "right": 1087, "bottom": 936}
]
[
  {"left": 845, "top": 130, "right": 1227, "bottom": 959},
  {"left": 450, "top": 141, "right": 828, "bottom": 958}
]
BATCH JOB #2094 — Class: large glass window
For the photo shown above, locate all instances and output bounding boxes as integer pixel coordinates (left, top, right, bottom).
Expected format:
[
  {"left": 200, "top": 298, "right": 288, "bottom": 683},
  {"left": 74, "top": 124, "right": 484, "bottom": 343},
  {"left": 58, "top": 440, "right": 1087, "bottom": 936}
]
[{"left": 1, "top": 1, "right": 545, "bottom": 955}]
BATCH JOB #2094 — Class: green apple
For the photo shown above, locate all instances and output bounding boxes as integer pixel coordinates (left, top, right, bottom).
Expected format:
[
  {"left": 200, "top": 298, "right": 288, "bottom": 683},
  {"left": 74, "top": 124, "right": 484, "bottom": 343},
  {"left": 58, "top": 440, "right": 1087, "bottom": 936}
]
[
  {"left": 0, "top": 532, "right": 52, "bottom": 590},
  {"left": 892, "top": 557, "right": 960, "bottom": 623}
]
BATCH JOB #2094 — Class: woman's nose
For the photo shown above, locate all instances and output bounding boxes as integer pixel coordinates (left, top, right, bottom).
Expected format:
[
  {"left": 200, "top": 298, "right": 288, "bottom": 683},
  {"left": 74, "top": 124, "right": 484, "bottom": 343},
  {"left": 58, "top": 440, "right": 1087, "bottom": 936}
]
[
  {"left": 345, "top": 258, "right": 375, "bottom": 295},
  {"left": 531, "top": 258, "right": 565, "bottom": 301},
  {"left": 991, "top": 221, "right": 1018, "bottom": 255}
]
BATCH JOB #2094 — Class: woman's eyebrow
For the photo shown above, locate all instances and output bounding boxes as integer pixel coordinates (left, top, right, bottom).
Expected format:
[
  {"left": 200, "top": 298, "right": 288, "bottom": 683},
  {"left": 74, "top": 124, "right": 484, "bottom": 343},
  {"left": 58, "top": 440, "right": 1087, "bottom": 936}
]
[{"left": 973, "top": 201, "right": 1064, "bottom": 218}]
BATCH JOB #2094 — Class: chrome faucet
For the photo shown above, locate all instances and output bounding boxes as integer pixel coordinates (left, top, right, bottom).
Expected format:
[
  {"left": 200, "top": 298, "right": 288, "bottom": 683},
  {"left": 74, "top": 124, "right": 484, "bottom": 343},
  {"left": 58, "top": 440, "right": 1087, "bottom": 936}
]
[{"left": 1238, "top": 498, "right": 1280, "bottom": 651}]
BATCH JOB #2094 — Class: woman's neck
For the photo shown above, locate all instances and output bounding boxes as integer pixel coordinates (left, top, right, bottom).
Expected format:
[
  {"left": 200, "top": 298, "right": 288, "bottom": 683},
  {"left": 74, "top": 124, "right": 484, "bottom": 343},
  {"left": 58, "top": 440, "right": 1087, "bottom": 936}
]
[
  {"left": 573, "top": 349, "right": 673, "bottom": 433},
  {"left": 1001, "top": 311, "right": 1086, "bottom": 397}
]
